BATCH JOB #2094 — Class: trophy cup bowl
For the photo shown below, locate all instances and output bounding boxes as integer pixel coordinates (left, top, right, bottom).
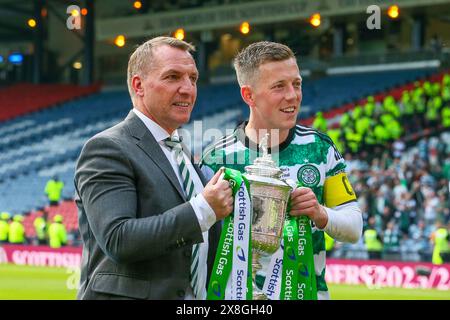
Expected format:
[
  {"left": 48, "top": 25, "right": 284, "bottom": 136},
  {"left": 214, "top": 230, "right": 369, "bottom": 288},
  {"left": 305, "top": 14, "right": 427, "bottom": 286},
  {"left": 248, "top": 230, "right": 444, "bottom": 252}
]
[{"left": 244, "top": 134, "right": 292, "bottom": 300}]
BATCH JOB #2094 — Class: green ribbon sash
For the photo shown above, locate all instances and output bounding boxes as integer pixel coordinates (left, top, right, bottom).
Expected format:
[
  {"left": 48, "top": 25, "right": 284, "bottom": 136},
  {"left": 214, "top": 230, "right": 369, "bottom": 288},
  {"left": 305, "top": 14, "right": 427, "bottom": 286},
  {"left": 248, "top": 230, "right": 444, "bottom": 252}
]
[
  {"left": 207, "top": 168, "right": 252, "bottom": 300},
  {"left": 207, "top": 169, "right": 317, "bottom": 300}
]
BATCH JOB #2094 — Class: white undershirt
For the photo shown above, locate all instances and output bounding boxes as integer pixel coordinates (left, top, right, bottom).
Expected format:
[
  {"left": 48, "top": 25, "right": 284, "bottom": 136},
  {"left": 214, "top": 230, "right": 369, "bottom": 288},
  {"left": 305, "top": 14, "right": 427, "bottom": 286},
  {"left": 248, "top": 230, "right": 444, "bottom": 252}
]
[
  {"left": 133, "top": 108, "right": 216, "bottom": 300},
  {"left": 322, "top": 202, "right": 363, "bottom": 244}
]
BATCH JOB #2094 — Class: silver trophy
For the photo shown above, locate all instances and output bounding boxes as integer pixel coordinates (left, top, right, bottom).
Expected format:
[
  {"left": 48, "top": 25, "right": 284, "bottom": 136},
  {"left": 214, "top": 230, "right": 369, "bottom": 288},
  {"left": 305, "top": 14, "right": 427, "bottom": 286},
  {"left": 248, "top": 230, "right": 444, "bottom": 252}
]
[{"left": 244, "top": 134, "right": 292, "bottom": 300}]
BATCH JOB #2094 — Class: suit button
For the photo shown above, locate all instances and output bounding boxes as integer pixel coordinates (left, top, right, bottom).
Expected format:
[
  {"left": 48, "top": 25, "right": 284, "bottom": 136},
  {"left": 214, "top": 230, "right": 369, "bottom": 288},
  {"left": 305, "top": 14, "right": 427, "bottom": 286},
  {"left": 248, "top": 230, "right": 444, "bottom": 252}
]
[{"left": 177, "top": 290, "right": 185, "bottom": 298}]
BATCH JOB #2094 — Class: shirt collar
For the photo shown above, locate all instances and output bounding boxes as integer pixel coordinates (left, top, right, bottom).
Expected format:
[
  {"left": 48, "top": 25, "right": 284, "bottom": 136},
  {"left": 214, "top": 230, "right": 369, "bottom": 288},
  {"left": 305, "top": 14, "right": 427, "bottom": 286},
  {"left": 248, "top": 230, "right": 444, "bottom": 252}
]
[
  {"left": 132, "top": 108, "right": 180, "bottom": 143},
  {"left": 235, "top": 121, "right": 296, "bottom": 153}
]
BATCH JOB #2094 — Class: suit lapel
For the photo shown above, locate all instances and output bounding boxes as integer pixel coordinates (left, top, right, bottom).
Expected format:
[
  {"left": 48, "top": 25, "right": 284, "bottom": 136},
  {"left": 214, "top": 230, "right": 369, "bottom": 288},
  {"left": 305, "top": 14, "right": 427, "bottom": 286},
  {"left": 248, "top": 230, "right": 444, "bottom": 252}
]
[{"left": 124, "top": 111, "right": 186, "bottom": 200}]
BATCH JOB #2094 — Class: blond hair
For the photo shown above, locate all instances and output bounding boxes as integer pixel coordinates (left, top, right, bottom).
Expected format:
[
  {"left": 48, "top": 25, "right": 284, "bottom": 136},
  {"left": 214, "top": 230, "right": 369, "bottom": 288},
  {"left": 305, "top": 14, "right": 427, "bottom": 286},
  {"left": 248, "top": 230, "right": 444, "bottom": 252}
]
[
  {"left": 233, "top": 41, "right": 295, "bottom": 86},
  {"left": 127, "top": 36, "right": 195, "bottom": 101}
]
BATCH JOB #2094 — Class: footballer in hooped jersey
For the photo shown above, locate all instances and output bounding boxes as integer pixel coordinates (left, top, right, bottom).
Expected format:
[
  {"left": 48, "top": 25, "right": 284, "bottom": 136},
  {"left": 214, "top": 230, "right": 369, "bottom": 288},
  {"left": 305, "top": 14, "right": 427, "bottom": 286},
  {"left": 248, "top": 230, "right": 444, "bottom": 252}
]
[{"left": 200, "top": 41, "right": 363, "bottom": 300}]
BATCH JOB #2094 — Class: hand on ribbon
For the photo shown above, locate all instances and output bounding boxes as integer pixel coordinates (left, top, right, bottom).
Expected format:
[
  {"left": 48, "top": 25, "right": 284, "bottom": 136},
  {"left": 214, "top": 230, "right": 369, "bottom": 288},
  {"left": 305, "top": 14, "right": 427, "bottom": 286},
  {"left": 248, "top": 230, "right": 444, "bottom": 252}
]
[
  {"left": 203, "top": 169, "right": 234, "bottom": 220},
  {"left": 289, "top": 187, "right": 328, "bottom": 229}
]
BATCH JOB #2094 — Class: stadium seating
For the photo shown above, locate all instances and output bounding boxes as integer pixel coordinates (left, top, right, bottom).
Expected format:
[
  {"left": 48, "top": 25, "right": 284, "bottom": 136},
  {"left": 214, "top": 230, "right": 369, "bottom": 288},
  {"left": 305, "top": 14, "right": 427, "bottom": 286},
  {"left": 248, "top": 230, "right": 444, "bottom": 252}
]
[
  {"left": 0, "top": 83, "right": 101, "bottom": 122},
  {"left": 300, "top": 68, "right": 438, "bottom": 118},
  {"left": 0, "top": 68, "right": 441, "bottom": 219},
  {"left": 23, "top": 201, "right": 78, "bottom": 239}
]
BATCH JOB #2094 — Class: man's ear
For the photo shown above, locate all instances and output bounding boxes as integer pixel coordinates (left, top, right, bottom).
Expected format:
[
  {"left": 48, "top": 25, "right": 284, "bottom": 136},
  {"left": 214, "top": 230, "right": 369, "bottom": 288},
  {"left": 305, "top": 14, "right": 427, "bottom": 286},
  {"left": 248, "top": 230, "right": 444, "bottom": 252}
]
[
  {"left": 132, "top": 75, "right": 144, "bottom": 97},
  {"left": 241, "top": 85, "right": 255, "bottom": 108}
]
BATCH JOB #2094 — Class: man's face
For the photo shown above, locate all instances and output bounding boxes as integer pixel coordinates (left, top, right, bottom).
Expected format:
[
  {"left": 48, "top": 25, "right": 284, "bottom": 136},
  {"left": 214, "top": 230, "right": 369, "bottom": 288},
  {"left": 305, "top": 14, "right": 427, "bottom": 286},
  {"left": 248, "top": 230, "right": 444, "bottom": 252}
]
[
  {"left": 136, "top": 45, "right": 198, "bottom": 134},
  {"left": 248, "top": 58, "right": 302, "bottom": 131}
]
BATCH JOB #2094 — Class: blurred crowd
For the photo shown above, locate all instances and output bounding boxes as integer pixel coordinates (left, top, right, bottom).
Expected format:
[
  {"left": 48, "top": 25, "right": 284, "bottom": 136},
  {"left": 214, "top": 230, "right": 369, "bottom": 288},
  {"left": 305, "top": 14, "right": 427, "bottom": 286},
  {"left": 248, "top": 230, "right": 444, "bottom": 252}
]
[
  {"left": 0, "top": 176, "right": 80, "bottom": 248},
  {"left": 2, "top": 73, "right": 449, "bottom": 264},
  {"left": 314, "top": 73, "right": 450, "bottom": 161},
  {"left": 313, "top": 73, "right": 450, "bottom": 263},
  {"left": 344, "top": 133, "right": 450, "bottom": 263},
  {"left": 0, "top": 211, "right": 69, "bottom": 248}
]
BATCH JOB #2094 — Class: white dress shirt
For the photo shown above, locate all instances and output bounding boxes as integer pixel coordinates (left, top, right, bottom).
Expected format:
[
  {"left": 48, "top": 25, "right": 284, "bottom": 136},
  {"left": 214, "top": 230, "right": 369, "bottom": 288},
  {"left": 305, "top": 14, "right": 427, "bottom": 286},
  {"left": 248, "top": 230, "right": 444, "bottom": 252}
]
[{"left": 133, "top": 108, "right": 216, "bottom": 299}]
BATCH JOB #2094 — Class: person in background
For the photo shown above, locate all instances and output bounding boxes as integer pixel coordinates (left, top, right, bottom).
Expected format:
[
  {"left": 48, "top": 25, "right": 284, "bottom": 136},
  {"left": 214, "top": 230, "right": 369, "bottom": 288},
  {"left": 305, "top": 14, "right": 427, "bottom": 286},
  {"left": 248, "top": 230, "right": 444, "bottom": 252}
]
[
  {"left": 48, "top": 214, "right": 67, "bottom": 249},
  {"left": 33, "top": 213, "right": 47, "bottom": 245},
  {"left": 45, "top": 176, "right": 64, "bottom": 206},
  {"left": 312, "top": 111, "right": 327, "bottom": 132},
  {"left": 325, "top": 232, "right": 335, "bottom": 254},
  {"left": 8, "top": 214, "right": 26, "bottom": 244},
  {"left": 364, "top": 216, "right": 383, "bottom": 260},
  {"left": 0, "top": 212, "right": 11, "bottom": 244},
  {"left": 430, "top": 221, "right": 449, "bottom": 265}
]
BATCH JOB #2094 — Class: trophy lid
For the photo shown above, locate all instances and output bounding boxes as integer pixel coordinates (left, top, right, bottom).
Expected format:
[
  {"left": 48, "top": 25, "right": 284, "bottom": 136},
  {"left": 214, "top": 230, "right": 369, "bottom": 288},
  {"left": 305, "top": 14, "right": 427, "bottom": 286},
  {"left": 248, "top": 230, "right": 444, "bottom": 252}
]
[{"left": 245, "top": 134, "right": 284, "bottom": 180}]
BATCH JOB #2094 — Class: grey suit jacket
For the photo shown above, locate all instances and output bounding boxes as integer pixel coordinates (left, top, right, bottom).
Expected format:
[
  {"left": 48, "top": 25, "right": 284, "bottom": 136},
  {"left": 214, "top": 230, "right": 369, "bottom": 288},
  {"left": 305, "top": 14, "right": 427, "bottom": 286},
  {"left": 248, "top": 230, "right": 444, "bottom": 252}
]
[{"left": 74, "top": 110, "right": 221, "bottom": 300}]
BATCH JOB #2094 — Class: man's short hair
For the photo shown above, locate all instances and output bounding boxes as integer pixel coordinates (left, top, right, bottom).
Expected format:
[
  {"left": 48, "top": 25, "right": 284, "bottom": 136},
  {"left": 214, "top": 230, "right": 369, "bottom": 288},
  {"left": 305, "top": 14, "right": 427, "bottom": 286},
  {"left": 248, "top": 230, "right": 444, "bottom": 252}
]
[
  {"left": 233, "top": 41, "right": 295, "bottom": 86},
  {"left": 127, "top": 36, "right": 196, "bottom": 102}
]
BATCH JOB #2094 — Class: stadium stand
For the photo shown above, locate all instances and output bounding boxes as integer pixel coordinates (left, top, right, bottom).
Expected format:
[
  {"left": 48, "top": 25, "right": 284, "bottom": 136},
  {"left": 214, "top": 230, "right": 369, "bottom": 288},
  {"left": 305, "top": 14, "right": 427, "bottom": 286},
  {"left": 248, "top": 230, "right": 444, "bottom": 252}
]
[
  {"left": 300, "top": 68, "right": 439, "bottom": 118},
  {"left": 0, "top": 69, "right": 437, "bottom": 210},
  {"left": 0, "top": 68, "right": 448, "bottom": 262},
  {"left": 22, "top": 201, "right": 78, "bottom": 244},
  {"left": 302, "top": 70, "right": 449, "bottom": 127},
  {"left": 1, "top": 0, "right": 449, "bottom": 302},
  {"left": 0, "top": 83, "right": 101, "bottom": 121},
  {"left": 332, "top": 130, "right": 450, "bottom": 262}
]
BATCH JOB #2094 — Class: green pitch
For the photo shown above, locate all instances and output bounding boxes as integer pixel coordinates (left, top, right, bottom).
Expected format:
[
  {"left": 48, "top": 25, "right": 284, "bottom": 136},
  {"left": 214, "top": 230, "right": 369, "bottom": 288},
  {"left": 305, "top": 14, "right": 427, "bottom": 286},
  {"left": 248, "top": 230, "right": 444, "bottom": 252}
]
[
  {"left": 0, "top": 264, "right": 77, "bottom": 300},
  {"left": 0, "top": 264, "right": 449, "bottom": 300}
]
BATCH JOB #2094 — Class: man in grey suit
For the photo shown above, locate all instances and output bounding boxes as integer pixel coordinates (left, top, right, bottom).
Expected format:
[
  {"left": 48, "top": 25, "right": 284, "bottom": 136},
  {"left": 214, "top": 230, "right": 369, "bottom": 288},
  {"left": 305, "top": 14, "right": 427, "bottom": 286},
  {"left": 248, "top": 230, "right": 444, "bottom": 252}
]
[{"left": 74, "top": 37, "right": 233, "bottom": 299}]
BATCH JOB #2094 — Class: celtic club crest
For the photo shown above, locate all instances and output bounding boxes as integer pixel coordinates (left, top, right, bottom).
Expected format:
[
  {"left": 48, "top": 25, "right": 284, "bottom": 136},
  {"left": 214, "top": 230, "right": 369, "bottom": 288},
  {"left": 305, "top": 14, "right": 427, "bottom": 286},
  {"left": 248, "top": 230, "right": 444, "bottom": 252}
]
[{"left": 297, "top": 164, "right": 320, "bottom": 187}]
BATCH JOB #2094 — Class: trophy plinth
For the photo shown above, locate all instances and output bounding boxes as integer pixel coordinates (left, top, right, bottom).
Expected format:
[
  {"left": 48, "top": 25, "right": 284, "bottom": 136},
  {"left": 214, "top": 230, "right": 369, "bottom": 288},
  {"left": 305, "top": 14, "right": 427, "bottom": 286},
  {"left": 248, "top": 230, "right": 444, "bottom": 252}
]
[{"left": 244, "top": 134, "right": 291, "bottom": 300}]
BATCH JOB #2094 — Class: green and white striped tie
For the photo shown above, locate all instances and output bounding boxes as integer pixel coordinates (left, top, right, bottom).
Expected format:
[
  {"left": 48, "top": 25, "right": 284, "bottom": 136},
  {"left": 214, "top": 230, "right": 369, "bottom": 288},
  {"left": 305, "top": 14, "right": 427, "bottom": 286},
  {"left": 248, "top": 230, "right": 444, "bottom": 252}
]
[{"left": 164, "top": 136, "right": 201, "bottom": 298}]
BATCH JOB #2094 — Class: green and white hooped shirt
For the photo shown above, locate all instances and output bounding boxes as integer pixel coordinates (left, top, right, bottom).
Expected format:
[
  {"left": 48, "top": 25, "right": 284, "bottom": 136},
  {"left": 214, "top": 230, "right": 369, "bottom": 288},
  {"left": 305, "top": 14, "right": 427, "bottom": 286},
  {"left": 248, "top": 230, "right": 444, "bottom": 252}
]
[{"left": 200, "top": 122, "right": 358, "bottom": 299}]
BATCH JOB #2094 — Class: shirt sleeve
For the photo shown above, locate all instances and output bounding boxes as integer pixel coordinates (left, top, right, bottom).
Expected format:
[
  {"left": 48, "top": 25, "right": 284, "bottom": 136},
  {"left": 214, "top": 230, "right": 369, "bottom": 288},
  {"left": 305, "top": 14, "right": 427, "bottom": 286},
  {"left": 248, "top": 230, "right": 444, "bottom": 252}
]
[
  {"left": 320, "top": 202, "right": 363, "bottom": 244},
  {"left": 189, "top": 193, "right": 216, "bottom": 233},
  {"left": 318, "top": 137, "right": 362, "bottom": 243},
  {"left": 191, "top": 150, "right": 220, "bottom": 232}
]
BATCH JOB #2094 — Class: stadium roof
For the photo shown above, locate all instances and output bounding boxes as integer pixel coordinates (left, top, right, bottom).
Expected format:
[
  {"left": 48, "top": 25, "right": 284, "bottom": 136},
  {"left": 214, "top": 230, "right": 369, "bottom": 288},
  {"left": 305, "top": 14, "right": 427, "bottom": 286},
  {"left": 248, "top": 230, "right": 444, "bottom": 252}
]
[{"left": 1, "top": 0, "right": 450, "bottom": 43}]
